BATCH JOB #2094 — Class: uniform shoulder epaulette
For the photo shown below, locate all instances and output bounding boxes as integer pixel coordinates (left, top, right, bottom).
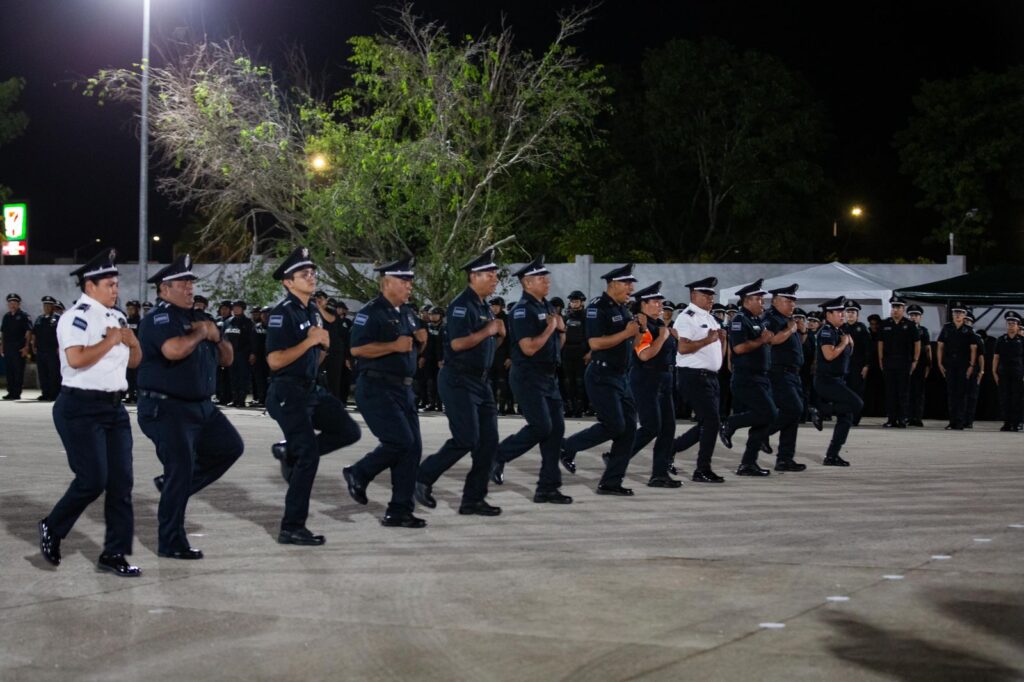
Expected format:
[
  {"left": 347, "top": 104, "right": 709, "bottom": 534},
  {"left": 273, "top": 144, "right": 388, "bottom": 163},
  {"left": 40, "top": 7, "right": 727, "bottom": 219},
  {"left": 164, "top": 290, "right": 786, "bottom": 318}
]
[
  {"left": 588, "top": 296, "right": 602, "bottom": 306},
  {"left": 685, "top": 309, "right": 696, "bottom": 317},
  {"left": 75, "top": 303, "right": 90, "bottom": 311}
]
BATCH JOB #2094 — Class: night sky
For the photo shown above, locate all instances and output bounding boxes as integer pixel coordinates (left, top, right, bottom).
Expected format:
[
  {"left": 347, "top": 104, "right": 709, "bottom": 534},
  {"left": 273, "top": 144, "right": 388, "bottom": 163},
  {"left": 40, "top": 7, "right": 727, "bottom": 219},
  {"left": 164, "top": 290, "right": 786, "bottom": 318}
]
[{"left": 1, "top": 0, "right": 1021, "bottom": 264}]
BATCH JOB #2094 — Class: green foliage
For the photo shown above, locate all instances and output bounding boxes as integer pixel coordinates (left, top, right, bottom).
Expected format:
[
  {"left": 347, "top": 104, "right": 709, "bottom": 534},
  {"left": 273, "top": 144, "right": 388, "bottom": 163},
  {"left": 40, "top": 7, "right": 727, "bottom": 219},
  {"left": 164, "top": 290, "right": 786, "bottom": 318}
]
[{"left": 204, "top": 259, "right": 281, "bottom": 308}]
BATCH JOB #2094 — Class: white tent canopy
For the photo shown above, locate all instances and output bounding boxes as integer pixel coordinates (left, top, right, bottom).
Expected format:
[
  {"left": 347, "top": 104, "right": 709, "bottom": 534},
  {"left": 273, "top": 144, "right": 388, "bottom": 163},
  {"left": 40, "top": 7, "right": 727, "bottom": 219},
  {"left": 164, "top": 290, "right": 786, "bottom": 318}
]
[{"left": 719, "top": 262, "right": 895, "bottom": 318}]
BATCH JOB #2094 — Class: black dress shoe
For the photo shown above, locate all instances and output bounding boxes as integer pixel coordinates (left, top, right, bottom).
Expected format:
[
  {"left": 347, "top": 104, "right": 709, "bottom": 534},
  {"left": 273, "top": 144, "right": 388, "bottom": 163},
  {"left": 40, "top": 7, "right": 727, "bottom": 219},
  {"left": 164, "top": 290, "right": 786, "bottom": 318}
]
[
  {"left": 97, "top": 554, "right": 141, "bottom": 577},
  {"left": 882, "top": 421, "right": 896, "bottom": 428},
  {"left": 533, "top": 490, "right": 573, "bottom": 504},
  {"left": 159, "top": 547, "right": 204, "bottom": 560},
  {"left": 342, "top": 467, "right": 368, "bottom": 505},
  {"left": 153, "top": 475, "right": 165, "bottom": 493},
  {"left": 759, "top": 441, "right": 773, "bottom": 455},
  {"left": 2, "top": 394, "right": 15, "bottom": 400},
  {"left": 560, "top": 448, "right": 577, "bottom": 474},
  {"left": 272, "top": 441, "right": 294, "bottom": 483},
  {"left": 414, "top": 481, "right": 436, "bottom": 508},
  {"left": 489, "top": 459, "right": 505, "bottom": 485},
  {"left": 596, "top": 484, "right": 634, "bottom": 496},
  {"left": 810, "top": 407, "right": 824, "bottom": 431},
  {"left": 1000, "top": 424, "right": 1014, "bottom": 432},
  {"left": 822, "top": 455, "right": 850, "bottom": 467},
  {"left": 692, "top": 469, "right": 725, "bottom": 483},
  {"left": 735, "top": 463, "right": 771, "bottom": 477},
  {"left": 718, "top": 423, "right": 734, "bottom": 449},
  {"left": 278, "top": 528, "right": 326, "bottom": 545},
  {"left": 648, "top": 475, "right": 683, "bottom": 488},
  {"left": 458, "top": 501, "right": 502, "bottom": 516},
  {"left": 668, "top": 463, "right": 679, "bottom": 476},
  {"left": 774, "top": 459, "right": 807, "bottom": 472},
  {"left": 38, "top": 518, "right": 61, "bottom": 566},
  {"left": 908, "top": 419, "right": 924, "bottom": 427},
  {"left": 944, "top": 423, "right": 964, "bottom": 431},
  {"left": 381, "top": 512, "right": 427, "bottom": 528}
]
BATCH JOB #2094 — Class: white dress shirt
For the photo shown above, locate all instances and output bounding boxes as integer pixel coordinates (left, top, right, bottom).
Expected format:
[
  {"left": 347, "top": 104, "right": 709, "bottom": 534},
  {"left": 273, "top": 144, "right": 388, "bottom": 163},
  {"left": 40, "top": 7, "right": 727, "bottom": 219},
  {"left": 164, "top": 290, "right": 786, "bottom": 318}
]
[
  {"left": 674, "top": 302, "right": 724, "bottom": 371},
  {"left": 58, "top": 293, "right": 130, "bottom": 391}
]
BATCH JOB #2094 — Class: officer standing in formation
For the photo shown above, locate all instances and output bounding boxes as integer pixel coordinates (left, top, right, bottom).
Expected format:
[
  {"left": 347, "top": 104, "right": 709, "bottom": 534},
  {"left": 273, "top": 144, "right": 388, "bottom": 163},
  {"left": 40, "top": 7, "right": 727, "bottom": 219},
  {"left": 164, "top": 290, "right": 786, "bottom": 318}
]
[
  {"left": 562, "top": 290, "right": 589, "bottom": 418},
  {"left": 937, "top": 302, "right": 977, "bottom": 430},
  {"left": 720, "top": 279, "right": 776, "bottom": 477},
  {"left": 2, "top": 293, "right": 33, "bottom": 400},
  {"left": 250, "top": 306, "right": 270, "bottom": 406},
  {"left": 877, "top": 296, "right": 920, "bottom": 428},
  {"left": 225, "top": 300, "right": 254, "bottom": 408},
  {"left": 814, "top": 296, "right": 862, "bottom": 465},
  {"left": 264, "top": 247, "right": 362, "bottom": 545},
  {"left": 993, "top": 311, "right": 1023, "bottom": 431},
  {"left": 344, "top": 255, "right": 428, "bottom": 528},
  {"left": 488, "top": 296, "right": 515, "bottom": 415},
  {"left": 31, "top": 295, "right": 62, "bottom": 401},
  {"left": 762, "top": 284, "right": 808, "bottom": 472},
  {"left": 123, "top": 300, "right": 142, "bottom": 403},
  {"left": 416, "top": 249, "right": 504, "bottom": 516},
  {"left": 38, "top": 249, "right": 142, "bottom": 576},
  {"left": 906, "top": 304, "right": 931, "bottom": 426},
  {"left": 561, "top": 263, "right": 642, "bottom": 495},
  {"left": 841, "top": 300, "right": 871, "bottom": 426},
  {"left": 491, "top": 256, "right": 572, "bottom": 503},
  {"left": 963, "top": 313, "right": 986, "bottom": 428},
  {"left": 136, "top": 254, "right": 245, "bottom": 559}
]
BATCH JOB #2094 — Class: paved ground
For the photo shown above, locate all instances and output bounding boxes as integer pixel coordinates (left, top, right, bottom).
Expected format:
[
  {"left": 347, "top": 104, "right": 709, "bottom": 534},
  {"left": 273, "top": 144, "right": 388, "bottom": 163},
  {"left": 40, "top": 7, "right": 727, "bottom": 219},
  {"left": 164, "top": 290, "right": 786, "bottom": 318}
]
[{"left": 1, "top": 390, "right": 1022, "bottom": 681}]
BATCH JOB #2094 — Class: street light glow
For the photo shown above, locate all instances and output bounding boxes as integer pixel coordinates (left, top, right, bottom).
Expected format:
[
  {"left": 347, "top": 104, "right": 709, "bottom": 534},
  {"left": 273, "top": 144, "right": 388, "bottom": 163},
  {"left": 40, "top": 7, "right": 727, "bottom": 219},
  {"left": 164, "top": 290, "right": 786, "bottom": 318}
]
[
  {"left": 310, "top": 153, "right": 329, "bottom": 171},
  {"left": 850, "top": 206, "right": 864, "bottom": 217},
  {"left": 152, "top": 235, "right": 160, "bottom": 242}
]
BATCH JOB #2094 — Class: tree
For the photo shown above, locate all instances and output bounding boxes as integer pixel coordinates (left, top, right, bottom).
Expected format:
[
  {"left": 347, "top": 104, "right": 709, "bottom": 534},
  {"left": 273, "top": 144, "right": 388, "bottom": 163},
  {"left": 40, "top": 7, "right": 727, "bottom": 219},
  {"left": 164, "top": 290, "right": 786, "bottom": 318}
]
[{"left": 0, "top": 77, "right": 29, "bottom": 223}]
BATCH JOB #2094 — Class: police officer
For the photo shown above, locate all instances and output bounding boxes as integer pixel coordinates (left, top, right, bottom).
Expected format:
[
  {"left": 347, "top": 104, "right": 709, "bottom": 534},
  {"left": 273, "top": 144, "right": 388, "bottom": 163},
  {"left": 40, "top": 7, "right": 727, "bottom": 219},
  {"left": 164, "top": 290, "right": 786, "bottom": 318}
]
[
  {"left": 671, "top": 278, "right": 727, "bottom": 482},
  {"left": 711, "top": 302, "right": 732, "bottom": 418},
  {"left": 316, "top": 293, "right": 343, "bottom": 399},
  {"left": 225, "top": 300, "right": 254, "bottom": 407},
  {"left": 422, "top": 306, "right": 445, "bottom": 411},
  {"left": 192, "top": 294, "right": 211, "bottom": 317},
  {"left": 842, "top": 300, "right": 871, "bottom": 426},
  {"left": 32, "top": 295, "right": 62, "bottom": 401},
  {"left": 136, "top": 254, "right": 245, "bottom": 559},
  {"left": 993, "top": 311, "right": 1023, "bottom": 431},
  {"left": 627, "top": 281, "right": 681, "bottom": 487},
  {"left": 416, "top": 248, "right": 504, "bottom": 516},
  {"left": 142, "top": 301, "right": 154, "bottom": 315},
  {"left": 814, "top": 296, "right": 863, "bottom": 466},
  {"left": 719, "top": 279, "right": 777, "bottom": 477},
  {"left": 2, "top": 293, "right": 33, "bottom": 399},
  {"left": 878, "top": 296, "right": 920, "bottom": 428},
  {"left": 937, "top": 302, "right": 977, "bottom": 430},
  {"left": 333, "top": 301, "right": 355, "bottom": 405},
  {"left": 265, "top": 247, "right": 362, "bottom": 544},
  {"left": 804, "top": 311, "right": 822, "bottom": 419},
  {"left": 123, "top": 300, "right": 142, "bottom": 403},
  {"left": 906, "top": 304, "right": 932, "bottom": 426},
  {"left": 250, "top": 306, "right": 270, "bottom": 406},
  {"left": 344, "top": 255, "right": 428, "bottom": 528},
  {"left": 214, "top": 299, "right": 233, "bottom": 405},
  {"left": 488, "top": 296, "right": 515, "bottom": 415},
  {"left": 963, "top": 313, "right": 986, "bottom": 428},
  {"left": 763, "top": 284, "right": 808, "bottom": 472},
  {"left": 562, "top": 290, "right": 589, "bottom": 418},
  {"left": 561, "top": 263, "right": 643, "bottom": 495},
  {"left": 490, "top": 255, "right": 572, "bottom": 503},
  {"left": 37, "top": 249, "right": 143, "bottom": 577}
]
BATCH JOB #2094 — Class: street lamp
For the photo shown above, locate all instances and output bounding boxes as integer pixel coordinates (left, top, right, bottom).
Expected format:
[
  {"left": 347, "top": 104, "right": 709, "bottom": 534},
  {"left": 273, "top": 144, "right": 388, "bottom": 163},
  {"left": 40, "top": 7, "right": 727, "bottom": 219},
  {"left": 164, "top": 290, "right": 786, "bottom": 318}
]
[
  {"left": 850, "top": 206, "right": 863, "bottom": 217},
  {"left": 138, "top": 0, "right": 151, "bottom": 302},
  {"left": 309, "top": 153, "right": 328, "bottom": 172}
]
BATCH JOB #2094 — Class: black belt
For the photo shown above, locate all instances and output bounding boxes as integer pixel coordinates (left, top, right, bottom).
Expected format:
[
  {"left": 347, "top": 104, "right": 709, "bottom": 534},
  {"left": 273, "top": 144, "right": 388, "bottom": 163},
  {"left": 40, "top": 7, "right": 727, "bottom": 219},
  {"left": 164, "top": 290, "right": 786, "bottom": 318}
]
[
  {"left": 62, "top": 386, "right": 124, "bottom": 406},
  {"left": 271, "top": 375, "right": 315, "bottom": 390},
  {"left": 362, "top": 370, "right": 414, "bottom": 386},
  {"left": 679, "top": 368, "right": 718, "bottom": 377},
  {"left": 448, "top": 365, "right": 490, "bottom": 381},
  {"left": 519, "top": 362, "right": 558, "bottom": 375},
  {"left": 770, "top": 366, "right": 801, "bottom": 374},
  {"left": 591, "top": 360, "right": 626, "bottom": 374}
]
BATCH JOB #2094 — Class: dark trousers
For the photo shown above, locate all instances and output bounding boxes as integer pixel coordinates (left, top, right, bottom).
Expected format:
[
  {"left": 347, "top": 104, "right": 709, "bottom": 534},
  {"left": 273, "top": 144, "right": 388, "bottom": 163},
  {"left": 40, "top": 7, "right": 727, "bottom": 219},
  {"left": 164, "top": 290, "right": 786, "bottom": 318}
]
[
  {"left": 37, "top": 349, "right": 61, "bottom": 399},
  {"left": 419, "top": 368, "right": 498, "bottom": 503},
  {"left": 352, "top": 378, "right": 421, "bottom": 515},
  {"left": 673, "top": 369, "right": 721, "bottom": 471},
  {"left": 267, "top": 380, "right": 360, "bottom": 531},
  {"left": 767, "top": 369, "right": 804, "bottom": 461},
  {"left": 338, "top": 363, "right": 353, "bottom": 405},
  {"left": 497, "top": 365, "right": 564, "bottom": 492},
  {"left": 562, "top": 351, "right": 588, "bottom": 416},
  {"left": 844, "top": 367, "right": 866, "bottom": 424},
  {"left": 490, "top": 365, "right": 514, "bottom": 414},
  {"left": 3, "top": 346, "right": 25, "bottom": 397},
  {"left": 726, "top": 371, "right": 778, "bottom": 464},
  {"left": 909, "top": 369, "right": 928, "bottom": 420},
  {"left": 965, "top": 374, "right": 982, "bottom": 425},
  {"left": 137, "top": 396, "right": 244, "bottom": 553},
  {"left": 815, "top": 375, "right": 863, "bottom": 458},
  {"left": 564, "top": 364, "right": 637, "bottom": 487},
  {"left": 883, "top": 367, "right": 911, "bottom": 424},
  {"left": 629, "top": 369, "right": 675, "bottom": 478},
  {"left": 718, "top": 368, "right": 732, "bottom": 417},
  {"left": 944, "top": 365, "right": 969, "bottom": 428},
  {"left": 229, "top": 358, "right": 250, "bottom": 406},
  {"left": 251, "top": 358, "right": 269, "bottom": 403},
  {"left": 48, "top": 391, "right": 134, "bottom": 555},
  {"left": 324, "top": 352, "right": 344, "bottom": 400},
  {"left": 998, "top": 371, "right": 1023, "bottom": 425},
  {"left": 215, "top": 366, "right": 231, "bottom": 404}
]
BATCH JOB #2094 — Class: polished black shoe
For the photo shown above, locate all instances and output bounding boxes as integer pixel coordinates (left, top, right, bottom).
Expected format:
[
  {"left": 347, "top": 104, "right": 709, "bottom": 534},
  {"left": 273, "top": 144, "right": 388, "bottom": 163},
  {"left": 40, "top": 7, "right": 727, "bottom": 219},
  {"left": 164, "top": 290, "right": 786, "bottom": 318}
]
[
  {"left": 560, "top": 448, "right": 577, "bottom": 474},
  {"left": 153, "top": 475, "right": 165, "bottom": 493},
  {"left": 647, "top": 475, "right": 683, "bottom": 488},
  {"left": 2, "top": 394, "right": 16, "bottom": 400},
  {"left": 759, "top": 441, "right": 773, "bottom": 455},
  {"left": 272, "top": 441, "right": 294, "bottom": 483},
  {"left": 944, "top": 423, "right": 964, "bottom": 431},
  {"left": 381, "top": 512, "right": 427, "bottom": 528},
  {"left": 668, "top": 463, "right": 679, "bottom": 476},
  {"left": 774, "top": 459, "right": 807, "bottom": 472},
  {"left": 1000, "top": 423, "right": 1014, "bottom": 432},
  {"left": 533, "top": 490, "right": 573, "bottom": 504},
  {"left": 692, "top": 469, "right": 725, "bottom": 483},
  {"left": 897, "top": 421, "right": 908, "bottom": 428},
  {"left": 596, "top": 484, "right": 634, "bottom": 496},
  {"left": 908, "top": 419, "right": 924, "bottom": 427},
  {"left": 158, "top": 547, "right": 204, "bottom": 560},
  {"left": 822, "top": 455, "right": 850, "bottom": 467},
  {"left": 882, "top": 421, "right": 897, "bottom": 428},
  {"left": 38, "top": 518, "right": 61, "bottom": 566},
  {"left": 810, "top": 407, "right": 824, "bottom": 431},
  {"left": 278, "top": 528, "right": 326, "bottom": 545},
  {"left": 735, "top": 463, "right": 771, "bottom": 477},
  {"left": 964, "top": 422, "right": 974, "bottom": 429},
  {"left": 343, "top": 466, "right": 368, "bottom": 505},
  {"left": 97, "top": 554, "right": 141, "bottom": 577},
  {"left": 414, "top": 481, "right": 436, "bottom": 509},
  {"left": 490, "top": 459, "right": 505, "bottom": 485},
  {"left": 718, "top": 423, "right": 734, "bottom": 449},
  {"left": 458, "top": 501, "right": 502, "bottom": 516}
]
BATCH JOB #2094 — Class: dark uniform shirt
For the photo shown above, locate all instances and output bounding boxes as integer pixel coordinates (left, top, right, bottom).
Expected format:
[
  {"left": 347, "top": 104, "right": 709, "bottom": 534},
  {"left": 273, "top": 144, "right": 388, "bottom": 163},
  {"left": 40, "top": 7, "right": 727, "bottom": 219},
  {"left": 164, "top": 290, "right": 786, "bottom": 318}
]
[
  {"left": 425, "top": 322, "right": 444, "bottom": 367},
  {"left": 816, "top": 322, "right": 851, "bottom": 377},
  {"left": 509, "top": 293, "right": 560, "bottom": 367},
  {"left": 251, "top": 322, "right": 267, "bottom": 358},
  {"left": 137, "top": 301, "right": 220, "bottom": 400},
  {"left": 842, "top": 320, "right": 872, "bottom": 373},
  {"left": 563, "top": 307, "right": 588, "bottom": 354},
  {"left": 349, "top": 295, "right": 419, "bottom": 379},
  {"left": 995, "top": 333, "right": 1024, "bottom": 374},
  {"left": 224, "top": 314, "right": 254, "bottom": 358},
  {"left": 633, "top": 317, "right": 677, "bottom": 371},
  {"left": 765, "top": 307, "right": 802, "bottom": 369},
  {"left": 914, "top": 324, "right": 931, "bottom": 371},
  {"left": 879, "top": 316, "right": 918, "bottom": 369},
  {"left": 729, "top": 307, "right": 771, "bottom": 374},
  {"left": 801, "top": 330, "right": 817, "bottom": 375},
  {"left": 1, "top": 309, "right": 32, "bottom": 350},
  {"left": 938, "top": 322, "right": 975, "bottom": 367},
  {"left": 126, "top": 313, "right": 141, "bottom": 336},
  {"left": 443, "top": 287, "right": 496, "bottom": 372},
  {"left": 266, "top": 292, "right": 323, "bottom": 381},
  {"left": 585, "top": 292, "right": 633, "bottom": 372},
  {"left": 32, "top": 313, "right": 60, "bottom": 351}
]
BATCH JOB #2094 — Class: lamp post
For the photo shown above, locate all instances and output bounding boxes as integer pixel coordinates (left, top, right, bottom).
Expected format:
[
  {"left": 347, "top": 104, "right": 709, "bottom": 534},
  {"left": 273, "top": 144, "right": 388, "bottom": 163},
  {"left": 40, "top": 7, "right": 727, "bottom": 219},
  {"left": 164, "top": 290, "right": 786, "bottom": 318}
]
[{"left": 138, "top": 0, "right": 151, "bottom": 302}]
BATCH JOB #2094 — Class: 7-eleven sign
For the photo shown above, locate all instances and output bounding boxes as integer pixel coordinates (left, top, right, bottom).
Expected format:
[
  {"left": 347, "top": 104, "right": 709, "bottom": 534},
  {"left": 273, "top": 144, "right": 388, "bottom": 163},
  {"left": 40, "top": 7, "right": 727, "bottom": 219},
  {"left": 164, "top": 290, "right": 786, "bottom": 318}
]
[{"left": 4, "top": 203, "right": 27, "bottom": 240}]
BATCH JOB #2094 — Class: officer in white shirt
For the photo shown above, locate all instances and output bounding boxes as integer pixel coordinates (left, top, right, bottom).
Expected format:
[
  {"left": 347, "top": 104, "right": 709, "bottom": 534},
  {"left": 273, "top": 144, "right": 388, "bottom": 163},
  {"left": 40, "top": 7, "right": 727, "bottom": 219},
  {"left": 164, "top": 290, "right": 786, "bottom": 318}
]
[
  {"left": 670, "top": 277, "right": 727, "bottom": 483},
  {"left": 38, "top": 249, "right": 143, "bottom": 577}
]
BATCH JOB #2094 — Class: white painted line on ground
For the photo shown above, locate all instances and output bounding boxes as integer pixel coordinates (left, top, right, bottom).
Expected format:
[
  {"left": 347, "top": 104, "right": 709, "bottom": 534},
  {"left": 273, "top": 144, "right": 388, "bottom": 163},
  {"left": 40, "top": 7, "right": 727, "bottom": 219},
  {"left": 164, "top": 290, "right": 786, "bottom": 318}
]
[
  {"left": 826, "top": 596, "right": 850, "bottom": 602},
  {"left": 973, "top": 538, "right": 992, "bottom": 543},
  {"left": 1008, "top": 524, "right": 1024, "bottom": 529},
  {"left": 148, "top": 608, "right": 170, "bottom": 614},
  {"left": 759, "top": 622, "right": 786, "bottom": 629},
  {"left": 188, "top": 533, "right": 206, "bottom": 537},
  {"left": 931, "top": 555, "right": 952, "bottom": 560},
  {"left": 882, "top": 575, "right": 904, "bottom": 580}
]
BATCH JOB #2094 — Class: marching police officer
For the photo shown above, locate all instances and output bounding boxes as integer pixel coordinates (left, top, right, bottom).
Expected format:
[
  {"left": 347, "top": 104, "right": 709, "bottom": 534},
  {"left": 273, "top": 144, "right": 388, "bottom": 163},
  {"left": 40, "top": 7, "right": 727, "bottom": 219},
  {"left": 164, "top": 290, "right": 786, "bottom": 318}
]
[
  {"left": 37, "top": 249, "right": 143, "bottom": 577},
  {"left": 333, "top": 301, "right": 354, "bottom": 405},
  {"left": 814, "top": 296, "right": 863, "bottom": 466},
  {"left": 2, "top": 293, "right": 33, "bottom": 400},
  {"left": 562, "top": 263, "right": 643, "bottom": 495},
  {"left": 488, "top": 296, "right": 515, "bottom": 416},
  {"left": 842, "top": 300, "right": 872, "bottom": 426},
  {"left": 710, "top": 302, "right": 732, "bottom": 418},
  {"left": 963, "top": 313, "right": 986, "bottom": 428},
  {"left": 627, "top": 281, "right": 681, "bottom": 487},
  {"left": 136, "top": 254, "right": 245, "bottom": 559},
  {"left": 993, "top": 311, "right": 1023, "bottom": 431},
  {"left": 123, "top": 300, "right": 142, "bottom": 403},
  {"left": 878, "top": 296, "right": 920, "bottom": 428},
  {"left": 32, "top": 295, "right": 62, "bottom": 401},
  {"left": 416, "top": 248, "right": 504, "bottom": 516},
  {"left": 265, "top": 247, "right": 361, "bottom": 544},
  {"left": 315, "top": 292, "right": 343, "bottom": 399},
  {"left": 937, "top": 302, "right": 977, "bottom": 430},
  {"left": 225, "top": 300, "right": 254, "bottom": 407},
  {"left": 906, "top": 304, "right": 932, "bottom": 426},
  {"left": 719, "top": 279, "right": 776, "bottom": 476},
  {"left": 344, "top": 255, "right": 428, "bottom": 528},
  {"left": 490, "top": 255, "right": 572, "bottom": 503},
  {"left": 763, "top": 284, "right": 808, "bottom": 472}
]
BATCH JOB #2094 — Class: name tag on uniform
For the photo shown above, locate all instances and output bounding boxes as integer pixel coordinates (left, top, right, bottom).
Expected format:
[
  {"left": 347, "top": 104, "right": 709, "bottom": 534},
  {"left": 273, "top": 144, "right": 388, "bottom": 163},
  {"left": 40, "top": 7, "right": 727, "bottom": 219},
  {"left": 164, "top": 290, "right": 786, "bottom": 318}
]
[
  {"left": 153, "top": 313, "right": 170, "bottom": 325},
  {"left": 268, "top": 315, "right": 284, "bottom": 328},
  {"left": 611, "top": 315, "right": 623, "bottom": 322},
  {"left": 537, "top": 313, "right": 547, "bottom": 320},
  {"left": 452, "top": 306, "right": 467, "bottom": 318}
]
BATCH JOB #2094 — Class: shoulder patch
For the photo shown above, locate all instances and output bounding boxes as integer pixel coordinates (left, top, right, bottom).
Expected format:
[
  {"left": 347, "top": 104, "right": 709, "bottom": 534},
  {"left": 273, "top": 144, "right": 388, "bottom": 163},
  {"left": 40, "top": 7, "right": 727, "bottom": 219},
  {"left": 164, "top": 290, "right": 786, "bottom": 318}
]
[
  {"left": 730, "top": 321, "right": 742, "bottom": 331},
  {"left": 353, "top": 313, "right": 368, "bottom": 326},
  {"left": 513, "top": 308, "right": 527, "bottom": 319},
  {"left": 586, "top": 308, "right": 598, "bottom": 319},
  {"left": 75, "top": 303, "right": 91, "bottom": 311},
  {"left": 153, "top": 313, "right": 170, "bottom": 325},
  {"left": 72, "top": 316, "right": 88, "bottom": 331},
  {"left": 685, "top": 309, "right": 695, "bottom": 317},
  {"left": 452, "top": 306, "right": 467, "bottom": 318},
  {"left": 268, "top": 315, "right": 284, "bottom": 328}
]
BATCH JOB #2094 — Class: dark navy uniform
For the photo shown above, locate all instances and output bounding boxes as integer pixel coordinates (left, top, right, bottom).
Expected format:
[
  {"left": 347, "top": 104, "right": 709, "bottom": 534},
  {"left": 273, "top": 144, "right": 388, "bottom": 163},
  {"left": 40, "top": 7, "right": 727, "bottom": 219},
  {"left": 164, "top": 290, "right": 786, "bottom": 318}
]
[
  {"left": 964, "top": 322, "right": 985, "bottom": 427},
  {"left": 250, "top": 310, "right": 269, "bottom": 405},
  {"left": 878, "top": 303, "right": 919, "bottom": 426},
  {"left": 764, "top": 300, "right": 804, "bottom": 466},
  {"left": 489, "top": 301, "right": 515, "bottom": 415},
  {"left": 32, "top": 298, "right": 62, "bottom": 400},
  {"left": 841, "top": 303, "right": 871, "bottom": 425},
  {"left": 908, "top": 306, "right": 931, "bottom": 424},
  {"left": 994, "top": 317, "right": 1023, "bottom": 430},
  {"left": 562, "top": 292, "right": 590, "bottom": 417},
  {"left": 224, "top": 304, "right": 254, "bottom": 407},
  {"left": 938, "top": 312, "right": 975, "bottom": 429},
  {"left": 136, "top": 256, "right": 244, "bottom": 557},
  {"left": 124, "top": 303, "right": 141, "bottom": 402},
  {"left": 2, "top": 294, "right": 32, "bottom": 399},
  {"left": 814, "top": 302, "right": 863, "bottom": 464}
]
